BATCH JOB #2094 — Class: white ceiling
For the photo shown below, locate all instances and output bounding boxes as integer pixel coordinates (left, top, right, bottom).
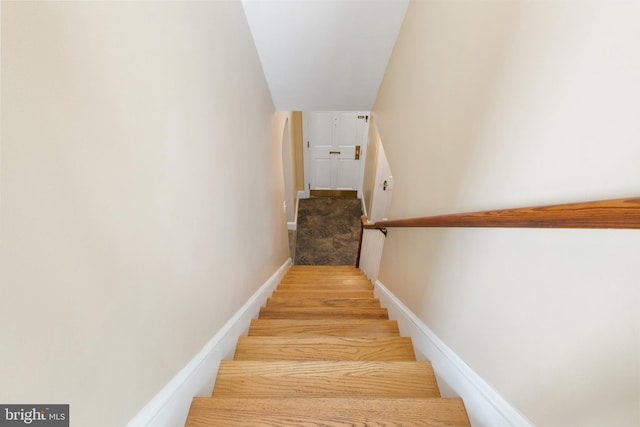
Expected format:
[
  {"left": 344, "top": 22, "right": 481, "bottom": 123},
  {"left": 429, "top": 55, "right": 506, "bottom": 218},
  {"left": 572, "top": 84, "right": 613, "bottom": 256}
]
[{"left": 242, "top": 0, "right": 409, "bottom": 111}]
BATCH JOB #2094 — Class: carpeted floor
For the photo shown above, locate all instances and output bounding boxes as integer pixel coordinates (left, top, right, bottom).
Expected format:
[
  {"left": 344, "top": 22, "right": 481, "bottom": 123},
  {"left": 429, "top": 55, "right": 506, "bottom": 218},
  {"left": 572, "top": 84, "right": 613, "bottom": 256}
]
[{"left": 294, "top": 197, "right": 363, "bottom": 265}]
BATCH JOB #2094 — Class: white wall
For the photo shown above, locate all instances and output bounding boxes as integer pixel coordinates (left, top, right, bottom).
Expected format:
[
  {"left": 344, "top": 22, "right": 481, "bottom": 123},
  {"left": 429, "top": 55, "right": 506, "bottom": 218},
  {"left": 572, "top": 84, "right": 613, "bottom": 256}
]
[
  {"left": 0, "top": 2, "right": 289, "bottom": 426},
  {"left": 373, "top": 1, "right": 640, "bottom": 426}
]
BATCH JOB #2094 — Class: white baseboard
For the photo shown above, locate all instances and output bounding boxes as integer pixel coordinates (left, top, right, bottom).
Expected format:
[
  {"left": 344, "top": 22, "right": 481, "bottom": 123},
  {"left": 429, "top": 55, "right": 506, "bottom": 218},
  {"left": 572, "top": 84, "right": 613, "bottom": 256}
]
[
  {"left": 126, "top": 259, "right": 291, "bottom": 427},
  {"left": 298, "top": 189, "right": 309, "bottom": 200},
  {"left": 374, "top": 280, "right": 535, "bottom": 427}
]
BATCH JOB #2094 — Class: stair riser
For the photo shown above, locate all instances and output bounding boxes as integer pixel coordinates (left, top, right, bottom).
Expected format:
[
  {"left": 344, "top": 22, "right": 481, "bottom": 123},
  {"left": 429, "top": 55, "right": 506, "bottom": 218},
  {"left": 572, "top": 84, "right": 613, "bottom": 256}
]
[{"left": 213, "top": 378, "right": 438, "bottom": 398}]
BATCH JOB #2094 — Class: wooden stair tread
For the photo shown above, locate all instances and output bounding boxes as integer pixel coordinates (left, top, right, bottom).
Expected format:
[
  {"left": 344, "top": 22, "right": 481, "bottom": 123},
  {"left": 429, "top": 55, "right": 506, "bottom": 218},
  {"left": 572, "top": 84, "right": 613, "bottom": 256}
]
[
  {"left": 266, "top": 297, "right": 381, "bottom": 308},
  {"left": 234, "top": 336, "right": 415, "bottom": 361},
  {"left": 248, "top": 319, "right": 400, "bottom": 337},
  {"left": 284, "top": 270, "right": 366, "bottom": 276},
  {"left": 276, "top": 282, "right": 374, "bottom": 290},
  {"left": 271, "top": 289, "right": 374, "bottom": 298},
  {"left": 186, "top": 397, "right": 471, "bottom": 427},
  {"left": 280, "top": 277, "right": 372, "bottom": 284},
  {"left": 259, "top": 306, "right": 388, "bottom": 319},
  {"left": 282, "top": 268, "right": 369, "bottom": 279},
  {"left": 285, "top": 268, "right": 362, "bottom": 277},
  {"left": 212, "top": 361, "right": 440, "bottom": 398},
  {"left": 287, "top": 266, "right": 361, "bottom": 271},
  {"left": 183, "top": 265, "right": 470, "bottom": 426},
  {"left": 288, "top": 265, "right": 360, "bottom": 271}
]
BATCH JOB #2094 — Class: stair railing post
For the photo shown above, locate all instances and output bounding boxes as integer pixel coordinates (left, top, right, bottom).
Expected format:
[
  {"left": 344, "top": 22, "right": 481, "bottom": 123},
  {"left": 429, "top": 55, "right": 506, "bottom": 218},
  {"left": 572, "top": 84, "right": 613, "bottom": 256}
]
[{"left": 356, "top": 215, "right": 366, "bottom": 268}]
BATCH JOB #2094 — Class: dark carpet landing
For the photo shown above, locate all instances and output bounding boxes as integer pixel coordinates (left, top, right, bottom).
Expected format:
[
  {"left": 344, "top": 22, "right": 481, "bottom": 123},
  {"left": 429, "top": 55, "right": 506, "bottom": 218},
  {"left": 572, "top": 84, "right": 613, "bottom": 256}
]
[{"left": 294, "top": 197, "right": 363, "bottom": 265}]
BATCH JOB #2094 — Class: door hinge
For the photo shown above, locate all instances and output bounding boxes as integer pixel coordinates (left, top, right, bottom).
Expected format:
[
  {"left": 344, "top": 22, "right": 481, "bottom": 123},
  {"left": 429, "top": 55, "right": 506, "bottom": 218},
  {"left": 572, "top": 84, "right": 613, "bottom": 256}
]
[
  {"left": 357, "top": 115, "right": 369, "bottom": 123},
  {"left": 308, "top": 183, "right": 311, "bottom": 190},
  {"left": 307, "top": 141, "right": 309, "bottom": 148}
]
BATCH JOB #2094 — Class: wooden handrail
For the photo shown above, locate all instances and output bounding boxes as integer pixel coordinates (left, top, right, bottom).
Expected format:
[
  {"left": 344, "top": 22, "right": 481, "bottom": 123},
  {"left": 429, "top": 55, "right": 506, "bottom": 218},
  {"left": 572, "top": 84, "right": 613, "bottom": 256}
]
[{"left": 362, "top": 197, "right": 640, "bottom": 230}]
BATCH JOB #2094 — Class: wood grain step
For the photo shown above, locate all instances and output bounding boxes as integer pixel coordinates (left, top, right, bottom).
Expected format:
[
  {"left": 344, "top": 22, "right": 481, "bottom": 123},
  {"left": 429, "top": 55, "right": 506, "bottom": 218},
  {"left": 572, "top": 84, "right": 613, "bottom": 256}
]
[
  {"left": 234, "top": 336, "right": 415, "bottom": 361},
  {"left": 286, "top": 265, "right": 364, "bottom": 276},
  {"left": 276, "top": 282, "right": 373, "bottom": 291},
  {"left": 266, "top": 297, "right": 380, "bottom": 308},
  {"left": 212, "top": 361, "right": 441, "bottom": 398},
  {"left": 271, "top": 289, "right": 374, "bottom": 298},
  {"left": 184, "top": 265, "right": 471, "bottom": 427},
  {"left": 284, "top": 270, "right": 365, "bottom": 276},
  {"left": 248, "top": 319, "right": 400, "bottom": 337},
  {"left": 259, "top": 306, "right": 388, "bottom": 319},
  {"left": 285, "top": 270, "right": 361, "bottom": 278},
  {"left": 288, "top": 266, "right": 360, "bottom": 272},
  {"left": 280, "top": 277, "right": 371, "bottom": 284},
  {"left": 186, "top": 397, "right": 471, "bottom": 427}
]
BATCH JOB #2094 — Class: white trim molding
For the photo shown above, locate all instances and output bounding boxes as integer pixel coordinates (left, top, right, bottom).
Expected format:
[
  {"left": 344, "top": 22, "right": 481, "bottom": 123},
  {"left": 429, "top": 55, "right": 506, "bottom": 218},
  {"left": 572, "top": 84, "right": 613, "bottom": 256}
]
[
  {"left": 288, "top": 192, "right": 304, "bottom": 230},
  {"left": 360, "top": 196, "right": 368, "bottom": 219},
  {"left": 126, "top": 259, "right": 291, "bottom": 427},
  {"left": 358, "top": 229, "right": 384, "bottom": 282},
  {"left": 374, "top": 280, "right": 535, "bottom": 427}
]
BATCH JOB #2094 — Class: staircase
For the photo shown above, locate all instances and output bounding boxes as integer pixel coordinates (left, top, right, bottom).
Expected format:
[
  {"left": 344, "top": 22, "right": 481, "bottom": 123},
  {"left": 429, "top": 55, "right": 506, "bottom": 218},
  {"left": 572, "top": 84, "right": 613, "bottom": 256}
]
[{"left": 185, "top": 265, "right": 471, "bottom": 426}]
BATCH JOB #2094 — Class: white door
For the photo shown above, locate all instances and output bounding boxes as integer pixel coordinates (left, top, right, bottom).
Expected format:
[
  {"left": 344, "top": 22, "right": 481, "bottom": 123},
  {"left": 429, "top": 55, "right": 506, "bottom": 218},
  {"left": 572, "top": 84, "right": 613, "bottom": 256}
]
[{"left": 304, "top": 111, "right": 369, "bottom": 194}]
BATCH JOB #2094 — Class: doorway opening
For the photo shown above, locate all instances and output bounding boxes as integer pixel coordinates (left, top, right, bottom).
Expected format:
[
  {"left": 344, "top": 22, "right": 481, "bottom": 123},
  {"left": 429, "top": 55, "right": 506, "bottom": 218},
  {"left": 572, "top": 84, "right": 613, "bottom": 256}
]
[
  {"left": 302, "top": 111, "right": 370, "bottom": 199},
  {"left": 293, "top": 111, "right": 370, "bottom": 265}
]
